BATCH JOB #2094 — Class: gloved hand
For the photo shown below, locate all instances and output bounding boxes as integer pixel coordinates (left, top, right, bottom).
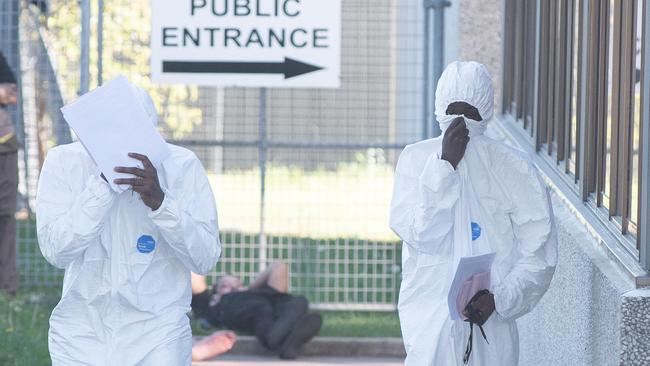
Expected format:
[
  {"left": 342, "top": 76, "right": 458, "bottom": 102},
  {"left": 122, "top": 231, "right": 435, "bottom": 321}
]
[
  {"left": 462, "top": 289, "right": 495, "bottom": 364},
  {"left": 464, "top": 290, "right": 496, "bottom": 325},
  {"left": 441, "top": 117, "right": 469, "bottom": 169}
]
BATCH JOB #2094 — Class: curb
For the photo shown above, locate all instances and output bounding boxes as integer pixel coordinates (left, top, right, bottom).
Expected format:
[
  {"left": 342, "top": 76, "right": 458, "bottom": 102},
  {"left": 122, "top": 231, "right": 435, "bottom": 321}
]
[{"left": 196, "top": 336, "right": 406, "bottom": 358}]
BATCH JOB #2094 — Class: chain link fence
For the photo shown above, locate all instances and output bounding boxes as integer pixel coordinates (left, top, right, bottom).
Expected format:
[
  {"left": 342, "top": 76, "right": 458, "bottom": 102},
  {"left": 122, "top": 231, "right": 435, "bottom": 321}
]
[{"left": 5, "top": 0, "right": 433, "bottom": 311}]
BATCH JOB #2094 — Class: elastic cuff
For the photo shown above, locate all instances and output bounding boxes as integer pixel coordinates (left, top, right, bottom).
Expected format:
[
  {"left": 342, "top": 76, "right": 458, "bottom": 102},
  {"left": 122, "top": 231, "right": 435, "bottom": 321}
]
[
  {"left": 491, "top": 284, "right": 509, "bottom": 320},
  {"left": 149, "top": 189, "right": 179, "bottom": 222}
]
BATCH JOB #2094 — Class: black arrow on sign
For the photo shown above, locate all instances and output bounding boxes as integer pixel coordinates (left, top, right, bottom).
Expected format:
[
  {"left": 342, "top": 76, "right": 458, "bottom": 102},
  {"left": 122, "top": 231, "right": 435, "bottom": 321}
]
[{"left": 162, "top": 57, "right": 324, "bottom": 79}]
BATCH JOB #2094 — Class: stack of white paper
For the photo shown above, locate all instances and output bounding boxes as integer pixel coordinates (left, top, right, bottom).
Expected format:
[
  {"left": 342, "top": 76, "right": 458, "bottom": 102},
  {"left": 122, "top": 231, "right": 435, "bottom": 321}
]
[
  {"left": 61, "top": 76, "right": 170, "bottom": 193},
  {"left": 447, "top": 252, "right": 496, "bottom": 320}
]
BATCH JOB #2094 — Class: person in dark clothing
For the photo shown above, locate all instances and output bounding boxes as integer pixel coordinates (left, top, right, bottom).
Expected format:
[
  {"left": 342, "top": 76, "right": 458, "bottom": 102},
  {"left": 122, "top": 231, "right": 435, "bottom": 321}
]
[
  {"left": 0, "top": 51, "right": 19, "bottom": 297},
  {"left": 191, "top": 262, "right": 323, "bottom": 360}
]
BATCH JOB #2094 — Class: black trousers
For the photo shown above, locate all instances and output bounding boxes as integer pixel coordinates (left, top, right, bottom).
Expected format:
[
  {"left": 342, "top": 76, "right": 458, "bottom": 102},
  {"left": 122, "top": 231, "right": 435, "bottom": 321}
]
[
  {"left": 192, "top": 286, "right": 309, "bottom": 351},
  {"left": 0, "top": 151, "right": 18, "bottom": 296}
]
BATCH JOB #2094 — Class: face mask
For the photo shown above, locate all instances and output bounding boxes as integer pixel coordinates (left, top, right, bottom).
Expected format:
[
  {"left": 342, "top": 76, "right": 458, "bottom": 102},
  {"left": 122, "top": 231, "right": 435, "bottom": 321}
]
[{"left": 437, "top": 114, "right": 488, "bottom": 137}]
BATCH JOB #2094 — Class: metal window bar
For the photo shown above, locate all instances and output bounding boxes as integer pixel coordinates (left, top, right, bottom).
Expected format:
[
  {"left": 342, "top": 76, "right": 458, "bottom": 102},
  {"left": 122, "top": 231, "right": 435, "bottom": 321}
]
[
  {"left": 513, "top": 0, "right": 525, "bottom": 120},
  {"left": 640, "top": 0, "right": 650, "bottom": 267},
  {"left": 595, "top": 0, "right": 611, "bottom": 208},
  {"left": 506, "top": 0, "right": 648, "bottom": 267},
  {"left": 555, "top": 0, "right": 569, "bottom": 163},
  {"left": 537, "top": 0, "right": 550, "bottom": 150},
  {"left": 545, "top": 0, "right": 557, "bottom": 154},
  {"left": 617, "top": 0, "right": 637, "bottom": 234},
  {"left": 563, "top": 0, "right": 576, "bottom": 172},
  {"left": 523, "top": 0, "right": 537, "bottom": 132},
  {"left": 502, "top": 0, "right": 515, "bottom": 115},
  {"left": 609, "top": 0, "right": 623, "bottom": 217},
  {"left": 573, "top": 0, "right": 584, "bottom": 181}
]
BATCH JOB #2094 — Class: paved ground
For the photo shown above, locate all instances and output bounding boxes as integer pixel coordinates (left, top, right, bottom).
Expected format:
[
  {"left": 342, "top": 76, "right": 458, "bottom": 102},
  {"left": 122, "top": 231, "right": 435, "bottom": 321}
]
[{"left": 193, "top": 355, "right": 404, "bottom": 366}]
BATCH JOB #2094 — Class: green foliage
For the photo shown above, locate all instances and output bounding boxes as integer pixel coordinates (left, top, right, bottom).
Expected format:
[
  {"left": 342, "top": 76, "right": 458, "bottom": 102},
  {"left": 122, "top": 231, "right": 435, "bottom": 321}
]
[
  {"left": 0, "top": 293, "right": 56, "bottom": 366},
  {"left": 45, "top": 0, "right": 203, "bottom": 138}
]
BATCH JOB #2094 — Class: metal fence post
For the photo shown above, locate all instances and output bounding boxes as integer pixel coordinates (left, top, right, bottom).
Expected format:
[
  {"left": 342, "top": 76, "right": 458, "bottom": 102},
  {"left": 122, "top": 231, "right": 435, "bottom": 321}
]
[
  {"left": 424, "top": 0, "right": 451, "bottom": 139},
  {"left": 97, "top": 0, "right": 104, "bottom": 86},
  {"left": 422, "top": 2, "right": 431, "bottom": 140},
  {"left": 431, "top": 0, "right": 450, "bottom": 138},
  {"left": 258, "top": 88, "right": 268, "bottom": 271},
  {"left": 80, "top": 0, "right": 90, "bottom": 94}
]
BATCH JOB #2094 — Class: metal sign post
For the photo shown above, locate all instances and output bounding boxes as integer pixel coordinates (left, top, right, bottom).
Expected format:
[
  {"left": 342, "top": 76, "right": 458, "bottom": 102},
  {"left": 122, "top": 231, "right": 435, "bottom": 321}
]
[
  {"left": 79, "top": 0, "right": 90, "bottom": 95},
  {"left": 423, "top": 0, "right": 451, "bottom": 139},
  {"left": 258, "top": 87, "right": 268, "bottom": 271}
]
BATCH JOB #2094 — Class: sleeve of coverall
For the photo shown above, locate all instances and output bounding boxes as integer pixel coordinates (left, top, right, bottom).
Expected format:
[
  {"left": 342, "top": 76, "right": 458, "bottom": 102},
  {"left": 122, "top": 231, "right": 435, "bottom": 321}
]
[
  {"left": 149, "top": 155, "right": 221, "bottom": 275},
  {"left": 36, "top": 149, "right": 116, "bottom": 269},
  {"left": 389, "top": 148, "right": 461, "bottom": 255},
  {"left": 492, "top": 164, "right": 558, "bottom": 320}
]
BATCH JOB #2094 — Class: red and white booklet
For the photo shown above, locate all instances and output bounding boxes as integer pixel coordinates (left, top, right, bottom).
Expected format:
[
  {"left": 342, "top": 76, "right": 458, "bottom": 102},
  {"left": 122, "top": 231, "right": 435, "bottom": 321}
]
[{"left": 448, "top": 252, "right": 496, "bottom": 320}]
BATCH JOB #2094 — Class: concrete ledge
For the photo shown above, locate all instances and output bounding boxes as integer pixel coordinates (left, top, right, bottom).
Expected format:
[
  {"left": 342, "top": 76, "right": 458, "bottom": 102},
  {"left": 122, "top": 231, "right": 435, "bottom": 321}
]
[
  {"left": 621, "top": 289, "right": 650, "bottom": 366},
  {"left": 197, "top": 336, "right": 406, "bottom": 358}
]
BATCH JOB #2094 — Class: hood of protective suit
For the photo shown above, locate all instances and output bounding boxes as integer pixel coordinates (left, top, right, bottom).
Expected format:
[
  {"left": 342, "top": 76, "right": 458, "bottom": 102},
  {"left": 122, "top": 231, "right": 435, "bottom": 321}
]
[
  {"left": 435, "top": 61, "right": 494, "bottom": 137},
  {"left": 130, "top": 84, "right": 158, "bottom": 126},
  {"left": 390, "top": 61, "right": 557, "bottom": 365}
]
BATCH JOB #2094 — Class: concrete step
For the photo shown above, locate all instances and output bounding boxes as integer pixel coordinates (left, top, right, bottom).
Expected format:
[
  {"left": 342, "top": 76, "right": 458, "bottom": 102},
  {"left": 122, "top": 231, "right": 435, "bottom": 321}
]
[
  {"left": 194, "top": 354, "right": 404, "bottom": 366},
  {"left": 196, "top": 335, "right": 406, "bottom": 358}
]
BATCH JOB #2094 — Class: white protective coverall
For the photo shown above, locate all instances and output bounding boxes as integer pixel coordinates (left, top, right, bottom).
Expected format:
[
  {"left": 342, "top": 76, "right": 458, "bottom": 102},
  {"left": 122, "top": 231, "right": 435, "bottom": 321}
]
[
  {"left": 390, "top": 61, "right": 557, "bottom": 366},
  {"left": 36, "top": 87, "right": 221, "bottom": 366}
]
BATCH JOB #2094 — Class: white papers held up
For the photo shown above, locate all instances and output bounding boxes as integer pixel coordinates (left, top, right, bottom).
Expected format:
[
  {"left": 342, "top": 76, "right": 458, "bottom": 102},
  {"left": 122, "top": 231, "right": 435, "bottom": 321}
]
[
  {"left": 447, "top": 252, "right": 496, "bottom": 320},
  {"left": 61, "top": 76, "right": 170, "bottom": 193}
]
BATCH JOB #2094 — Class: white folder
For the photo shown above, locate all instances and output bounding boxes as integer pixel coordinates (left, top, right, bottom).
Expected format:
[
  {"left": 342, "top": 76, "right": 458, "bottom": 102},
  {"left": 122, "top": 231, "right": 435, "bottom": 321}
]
[
  {"left": 447, "top": 252, "right": 496, "bottom": 320},
  {"left": 61, "top": 75, "right": 170, "bottom": 193}
]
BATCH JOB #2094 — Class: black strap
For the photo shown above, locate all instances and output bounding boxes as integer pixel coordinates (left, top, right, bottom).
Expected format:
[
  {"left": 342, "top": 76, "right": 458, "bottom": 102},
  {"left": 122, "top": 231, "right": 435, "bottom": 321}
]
[
  {"left": 462, "top": 289, "right": 491, "bottom": 364},
  {"left": 463, "top": 320, "right": 489, "bottom": 364},
  {"left": 463, "top": 321, "right": 474, "bottom": 364}
]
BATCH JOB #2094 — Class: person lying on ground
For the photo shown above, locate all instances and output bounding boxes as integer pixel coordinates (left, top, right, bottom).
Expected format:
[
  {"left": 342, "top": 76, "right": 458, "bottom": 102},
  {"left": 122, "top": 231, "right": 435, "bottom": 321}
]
[{"left": 190, "top": 262, "right": 322, "bottom": 360}]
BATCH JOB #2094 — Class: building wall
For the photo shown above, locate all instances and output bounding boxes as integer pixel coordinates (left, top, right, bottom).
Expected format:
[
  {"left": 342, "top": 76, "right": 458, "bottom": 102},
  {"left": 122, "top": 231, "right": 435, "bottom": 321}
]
[
  {"left": 516, "top": 189, "right": 631, "bottom": 366},
  {"left": 457, "top": 0, "right": 503, "bottom": 112},
  {"left": 488, "top": 119, "right": 650, "bottom": 365}
]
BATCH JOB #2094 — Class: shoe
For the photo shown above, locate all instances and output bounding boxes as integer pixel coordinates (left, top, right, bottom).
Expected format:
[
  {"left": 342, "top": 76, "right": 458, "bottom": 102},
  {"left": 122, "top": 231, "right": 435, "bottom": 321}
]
[{"left": 278, "top": 313, "right": 323, "bottom": 360}]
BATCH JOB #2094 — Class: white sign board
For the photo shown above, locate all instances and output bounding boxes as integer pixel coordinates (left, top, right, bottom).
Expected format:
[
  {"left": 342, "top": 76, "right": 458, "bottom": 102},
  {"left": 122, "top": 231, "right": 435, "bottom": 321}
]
[{"left": 151, "top": 0, "right": 341, "bottom": 88}]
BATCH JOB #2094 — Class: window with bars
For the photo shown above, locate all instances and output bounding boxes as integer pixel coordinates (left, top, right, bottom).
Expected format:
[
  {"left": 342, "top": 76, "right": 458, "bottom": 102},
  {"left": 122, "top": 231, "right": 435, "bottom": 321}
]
[{"left": 502, "top": 0, "right": 649, "bottom": 269}]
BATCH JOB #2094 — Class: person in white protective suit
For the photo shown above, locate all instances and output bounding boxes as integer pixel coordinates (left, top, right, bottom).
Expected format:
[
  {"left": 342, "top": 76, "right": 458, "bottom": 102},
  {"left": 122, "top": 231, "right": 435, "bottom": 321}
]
[
  {"left": 390, "top": 61, "right": 557, "bottom": 366},
  {"left": 36, "top": 86, "right": 221, "bottom": 365}
]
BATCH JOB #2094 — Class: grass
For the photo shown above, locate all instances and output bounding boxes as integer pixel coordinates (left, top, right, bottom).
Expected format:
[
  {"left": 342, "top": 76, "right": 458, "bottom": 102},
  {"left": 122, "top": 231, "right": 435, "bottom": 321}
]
[
  {"left": 192, "top": 310, "right": 402, "bottom": 338},
  {"left": 210, "top": 160, "right": 398, "bottom": 242},
  {"left": 0, "top": 292, "right": 59, "bottom": 366},
  {"left": 1, "top": 292, "right": 402, "bottom": 365},
  {"left": 319, "top": 311, "right": 401, "bottom": 338}
]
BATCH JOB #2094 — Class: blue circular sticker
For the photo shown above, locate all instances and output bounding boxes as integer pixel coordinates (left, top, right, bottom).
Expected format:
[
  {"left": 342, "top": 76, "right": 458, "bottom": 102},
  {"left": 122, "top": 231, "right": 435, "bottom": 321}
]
[
  {"left": 471, "top": 222, "right": 481, "bottom": 241},
  {"left": 137, "top": 235, "right": 156, "bottom": 254}
]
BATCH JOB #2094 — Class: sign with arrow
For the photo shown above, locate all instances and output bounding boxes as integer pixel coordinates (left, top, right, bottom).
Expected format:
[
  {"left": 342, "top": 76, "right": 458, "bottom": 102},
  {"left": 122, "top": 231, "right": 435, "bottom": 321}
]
[{"left": 150, "top": 0, "right": 341, "bottom": 88}]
